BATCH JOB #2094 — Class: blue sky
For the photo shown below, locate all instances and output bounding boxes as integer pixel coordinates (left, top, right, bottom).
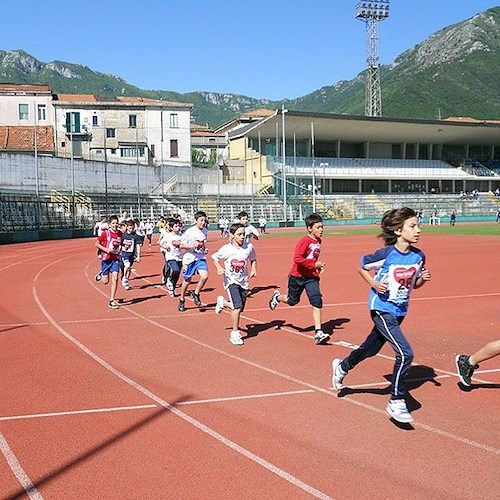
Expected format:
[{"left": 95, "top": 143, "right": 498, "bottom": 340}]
[{"left": 2, "top": 1, "right": 499, "bottom": 100}]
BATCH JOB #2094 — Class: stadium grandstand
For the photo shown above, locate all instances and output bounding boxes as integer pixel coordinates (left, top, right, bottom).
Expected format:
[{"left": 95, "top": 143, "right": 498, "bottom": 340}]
[{"left": 1, "top": 110, "right": 500, "bottom": 239}]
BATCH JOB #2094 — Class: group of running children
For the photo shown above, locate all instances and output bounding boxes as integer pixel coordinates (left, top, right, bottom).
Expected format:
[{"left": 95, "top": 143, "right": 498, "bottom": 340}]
[{"left": 94, "top": 207, "right": 499, "bottom": 425}]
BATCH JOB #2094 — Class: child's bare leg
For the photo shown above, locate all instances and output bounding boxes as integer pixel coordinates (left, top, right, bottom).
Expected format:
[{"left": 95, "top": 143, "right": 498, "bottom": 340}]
[
  {"left": 179, "top": 280, "right": 190, "bottom": 300},
  {"left": 312, "top": 306, "right": 322, "bottom": 331},
  {"left": 469, "top": 340, "right": 500, "bottom": 365},
  {"left": 278, "top": 294, "right": 288, "bottom": 304},
  {"left": 110, "top": 272, "right": 119, "bottom": 301},
  {"left": 194, "top": 271, "right": 208, "bottom": 295},
  {"left": 231, "top": 308, "right": 242, "bottom": 332}
]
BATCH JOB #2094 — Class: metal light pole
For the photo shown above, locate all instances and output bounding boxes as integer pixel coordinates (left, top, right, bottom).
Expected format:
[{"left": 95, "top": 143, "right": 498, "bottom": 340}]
[
  {"left": 311, "top": 122, "right": 316, "bottom": 213},
  {"left": 281, "top": 105, "right": 288, "bottom": 222},
  {"left": 33, "top": 101, "right": 41, "bottom": 229},
  {"left": 355, "top": 1, "right": 390, "bottom": 117},
  {"left": 136, "top": 125, "right": 141, "bottom": 219}
]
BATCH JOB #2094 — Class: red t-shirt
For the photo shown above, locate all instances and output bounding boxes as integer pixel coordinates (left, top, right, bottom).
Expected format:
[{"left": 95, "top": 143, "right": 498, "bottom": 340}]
[
  {"left": 289, "top": 234, "right": 322, "bottom": 278},
  {"left": 97, "top": 229, "right": 123, "bottom": 261}
]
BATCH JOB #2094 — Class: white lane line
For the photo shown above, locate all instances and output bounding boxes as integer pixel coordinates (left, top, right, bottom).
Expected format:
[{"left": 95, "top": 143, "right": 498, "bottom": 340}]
[
  {"left": 119, "top": 263, "right": 500, "bottom": 454},
  {"left": 31, "top": 259, "right": 334, "bottom": 500},
  {"left": 0, "top": 404, "right": 158, "bottom": 422},
  {"left": 177, "top": 389, "right": 315, "bottom": 406},
  {"left": 0, "top": 432, "right": 42, "bottom": 499}
]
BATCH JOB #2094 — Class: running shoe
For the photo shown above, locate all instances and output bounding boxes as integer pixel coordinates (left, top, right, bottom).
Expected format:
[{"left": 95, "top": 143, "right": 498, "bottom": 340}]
[
  {"left": 269, "top": 290, "right": 280, "bottom": 310},
  {"left": 455, "top": 355, "right": 477, "bottom": 387},
  {"left": 331, "top": 358, "right": 346, "bottom": 390},
  {"left": 166, "top": 278, "right": 174, "bottom": 292},
  {"left": 178, "top": 299, "right": 186, "bottom": 312},
  {"left": 314, "top": 330, "right": 330, "bottom": 345},
  {"left": 215, "top": 295, "right": 225, "bottom": 314},
  {"left": 108, "top": 300, "right": 119, "bottom": 310},
  {"left": 95, "top": 272, "right": 102, "bottom": 282},
  {"left": 386, "top": 399, "right": 414, "bottom": 424},
  {"left": 192, "top": 292, "right": 202, "bottom": 307},
  {"left": 229, "top": 330, "right": 244, "bottom": 346}
]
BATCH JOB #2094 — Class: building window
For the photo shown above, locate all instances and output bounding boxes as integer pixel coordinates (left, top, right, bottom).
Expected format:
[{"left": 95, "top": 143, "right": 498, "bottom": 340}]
[
  {"left": 120, "top": 147, "right": 144, "bottom": 157},
  {"left": 92, "top": 115, "right": 99, "bottom": 126},
  {"left": 170, "top": 113, "right": 178, "bottom": 128},
  {"left": 106, "top": 128, "right": 116, "bottom": 138},
  {"left": 66, "top": 112, "right": 81, "bottom": 133},
  {"left": 170, "top": 139, "right": 179, "bottom": 157},
  {"left": 19, "top": 103, "right": 29, "bottom": 120},
  {"left": 129, "top": 114, "right": 137, "bottom": 128},
  {"left": 37, "top": 104, "right": 46, "bottom": 121}
]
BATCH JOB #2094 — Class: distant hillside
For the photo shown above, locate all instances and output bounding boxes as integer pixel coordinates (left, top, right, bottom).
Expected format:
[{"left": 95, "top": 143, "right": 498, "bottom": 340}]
[{"left": 1, "top": 7, "right": 499, "bottom": 126}]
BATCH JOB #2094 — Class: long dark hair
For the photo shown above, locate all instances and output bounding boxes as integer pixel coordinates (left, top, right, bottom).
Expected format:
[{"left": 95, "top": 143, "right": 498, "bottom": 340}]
[{"left": 378, "top": 207, "right": 416, "bottom": 245}]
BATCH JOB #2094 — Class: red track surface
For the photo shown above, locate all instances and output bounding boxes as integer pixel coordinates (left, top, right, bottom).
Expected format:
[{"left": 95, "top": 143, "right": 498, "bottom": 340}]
[{"left": 0, "top": 230, "right": 499, "bottom": 499}]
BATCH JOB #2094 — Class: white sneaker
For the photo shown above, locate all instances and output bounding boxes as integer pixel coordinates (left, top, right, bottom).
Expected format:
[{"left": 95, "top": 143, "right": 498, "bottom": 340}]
[
  {"left": 229, "top": 330, "right": 244, "bottom": 345},
  {"left": 331, "top": 358, "right": 346, "bottom": 390},
  {"left": 314, "top": 330, "right": 330, "bottom": 345},
  {"left": 215, "top": 295, "right": 225, "bottom": 314},
  {"left": 121, "top": 277, "right": 129, "bottom": 288},
  {"left": 269, "top": 290, "right": 280, "bottom": 310},
  {"left": 166, "top": 278, "right": 174, "bottom": 291},
  {"left": 386, "top": 399, "right": 414, "bottom": 424}
]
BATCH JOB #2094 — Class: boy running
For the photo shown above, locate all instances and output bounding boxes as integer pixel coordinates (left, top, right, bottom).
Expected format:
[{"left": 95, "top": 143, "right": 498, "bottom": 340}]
[
  {"left": 95, "top": 214, "right": 123, "bottom": 309},
  {"left": 237, "top": 211, "right": 259, "bottom": 248},
  {"left": 212, "top": 223, "right": 257, "bottom": 345},
  {"left": 269, "top": 213, "right": 330, "bottom": 345},
  {"left": 178, "top": 211, "right": 209, "bottom": 311},
  {"left": 159, "top": 218, "right": 183, "bottom": 297},
  {"left": 120, "top": 219, "right": 142, "bottom": 290}
]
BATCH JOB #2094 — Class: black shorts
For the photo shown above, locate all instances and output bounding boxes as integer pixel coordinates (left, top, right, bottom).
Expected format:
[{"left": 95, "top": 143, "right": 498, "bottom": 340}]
[
  {"left": 287, "top": 275, "right": 322, "bottom": 308},
  {"left": 227, "top": 283, "right": 248, "bottom": 311}
]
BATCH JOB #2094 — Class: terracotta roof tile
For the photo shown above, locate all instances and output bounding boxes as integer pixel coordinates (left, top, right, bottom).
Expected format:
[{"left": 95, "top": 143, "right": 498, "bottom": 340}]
[
  {"left": 0, "top": 83, "right": 52, "bottom": 94},
  {"left": 0, "top": 126, "right": 54, "bottom": 153},
  {"left": 56, "top": 94, "right": 98, "bottom": 102}
]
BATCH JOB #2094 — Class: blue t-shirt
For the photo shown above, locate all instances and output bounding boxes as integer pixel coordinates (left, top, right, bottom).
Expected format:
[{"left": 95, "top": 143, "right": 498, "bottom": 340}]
[
  {"left": 121, "top": 232, "right": 142, "bottom": 256},
  {"left": 361, "top": 245, "right": 425, "bottom": 316}
]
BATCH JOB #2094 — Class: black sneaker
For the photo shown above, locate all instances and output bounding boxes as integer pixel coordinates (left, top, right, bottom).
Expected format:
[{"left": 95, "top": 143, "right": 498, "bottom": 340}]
[
  {"left": 178, "top": 299, "right": 186, "bottom": 312},
  {"left": 192, "top": 292, "right": 202, "bottom": 307},
  {"left": 455, "top": 355, "right": 477, "bottom": 386}
]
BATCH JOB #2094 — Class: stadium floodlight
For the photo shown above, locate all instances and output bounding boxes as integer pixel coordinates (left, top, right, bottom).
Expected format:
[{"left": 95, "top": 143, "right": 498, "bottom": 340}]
[{"left": 355, "top": 0, "right": 390, "bottom": 117}]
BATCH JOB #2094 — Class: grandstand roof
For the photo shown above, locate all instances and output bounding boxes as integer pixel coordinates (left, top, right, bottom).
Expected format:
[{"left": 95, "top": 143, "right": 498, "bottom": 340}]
[{"left": 229, "top": 110, "right": 500, "bottom": 146}]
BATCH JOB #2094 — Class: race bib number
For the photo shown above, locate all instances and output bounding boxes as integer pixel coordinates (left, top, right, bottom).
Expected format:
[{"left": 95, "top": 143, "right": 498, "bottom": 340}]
[{"left": 387, "top": 264, "right": 418, "bottom": 303}]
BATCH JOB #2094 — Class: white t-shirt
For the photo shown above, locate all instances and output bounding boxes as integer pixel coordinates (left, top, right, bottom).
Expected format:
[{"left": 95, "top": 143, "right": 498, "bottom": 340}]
[
  {"left": 181, "top": 225, "right": 208, "bottom": 265},
  {"left": 159, "top": 231, "right": 182, "bottom": 261},
  {"left": 212, "top": 242, "right": 256, "bottom": 290}
]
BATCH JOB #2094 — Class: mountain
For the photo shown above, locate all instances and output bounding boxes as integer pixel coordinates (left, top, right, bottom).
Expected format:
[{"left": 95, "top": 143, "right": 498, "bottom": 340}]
[{"left": 1, "top": 7, "right": 499, "bottom": 126}]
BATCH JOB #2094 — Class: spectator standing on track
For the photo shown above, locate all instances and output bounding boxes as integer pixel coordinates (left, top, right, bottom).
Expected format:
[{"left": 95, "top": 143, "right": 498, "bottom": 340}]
[
  {"left": 268, "top": 213, "right": 330, "bottom": 346},
  {"left": 120, "top": 219, "right": 142, "bottom": 291},
  {"left": 178, "top": 211, "right": 209, "bottom": 312},
  {"left": 496, "top": 209, "right": 500, "bottom": 224},
  {"left": 159, "top": 217, "right": 183, "bottom": 297},
  {"left": 237, "top": 211, "right": 259, "bottom": 248},
  {"left": 212, "top": 223, "right": 257, "bottom": 346},
  {"left": 331, "top": 207, "right": 431, "bottom": 424},
  {"left": 455, "top": 340, "right": 500, "bottom": 387},
  {"left": 450, "top": 211, "right": 456, "bottom": 226},
  {"left": 95, "top": 214, "right": 123, "bottom": 309},
  {"left": 258, "top": 216, "right": 267, "bottom": 234}
]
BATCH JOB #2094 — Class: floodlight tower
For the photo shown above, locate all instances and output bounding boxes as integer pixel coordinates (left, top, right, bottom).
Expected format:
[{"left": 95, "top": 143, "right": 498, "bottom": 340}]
[{"left": 355, "top": 1, "right": 390, "bottom": 117}]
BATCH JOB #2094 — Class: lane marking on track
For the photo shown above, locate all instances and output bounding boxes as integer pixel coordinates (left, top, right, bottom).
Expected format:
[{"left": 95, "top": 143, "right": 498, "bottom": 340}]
[
  {"left": 177, "top": 389, "right": 315, "bottom": 406},
  {"left": 30, "top": 259, "right": 334, "bottom": 500},
  {"left": 0, "top": 404, "right": 158, "bottom": 422},
  {"left": 0, "top": 432, "right": 42, "bottom": 499},
  {"left": 89, "top": 264, "right": 500, "bottom": 457}
]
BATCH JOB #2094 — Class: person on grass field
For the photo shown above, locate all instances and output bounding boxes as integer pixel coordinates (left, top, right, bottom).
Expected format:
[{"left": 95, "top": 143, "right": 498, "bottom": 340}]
[
  {"left": 178, "top": 211, "right": 209, "bottom": 312},
  {"left": 455, "top": 340, "right": 500, "bottom": 387},
  {"left": 159, "top": 217, "right": 182, "bottom": 297},
  {"left": 212, "top": 223, "right": 257, "bottom": 346},
  {"left": 120, "top": 219, "right": 142, "bottom": 291},
  {"left": 269, "top": 213, "right": 330, "bottom": 346},
  {"left": 95, "top": 214, "right": 123, "bottom": 309},
  {"left": 332, "top": 207, "right": 431, "bottom": 424}
]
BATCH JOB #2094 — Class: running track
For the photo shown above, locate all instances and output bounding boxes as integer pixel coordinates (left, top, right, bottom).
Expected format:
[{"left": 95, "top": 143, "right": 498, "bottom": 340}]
[{"left": 0, "top": 230, "right": 499, "bottom": 499}]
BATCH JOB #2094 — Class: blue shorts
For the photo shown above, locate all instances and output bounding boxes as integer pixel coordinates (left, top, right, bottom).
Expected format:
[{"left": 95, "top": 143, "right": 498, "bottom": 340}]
[
  {"left": 101, "top": 259, "right": 121, "bottom": 275},
  {"left": 182, "top": 259, "right": 208, "bottom": 281},
  {"left": 227, "top": 283, "right": 248, "bottom": 311},
  {"left": 287, "top": 275, "right": 322, "bottom": 308}
]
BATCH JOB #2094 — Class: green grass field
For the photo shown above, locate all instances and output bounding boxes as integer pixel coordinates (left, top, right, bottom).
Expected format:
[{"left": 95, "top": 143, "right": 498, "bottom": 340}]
[{"left": 267, "top": 224, "right": 500, "bottom": 237}]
